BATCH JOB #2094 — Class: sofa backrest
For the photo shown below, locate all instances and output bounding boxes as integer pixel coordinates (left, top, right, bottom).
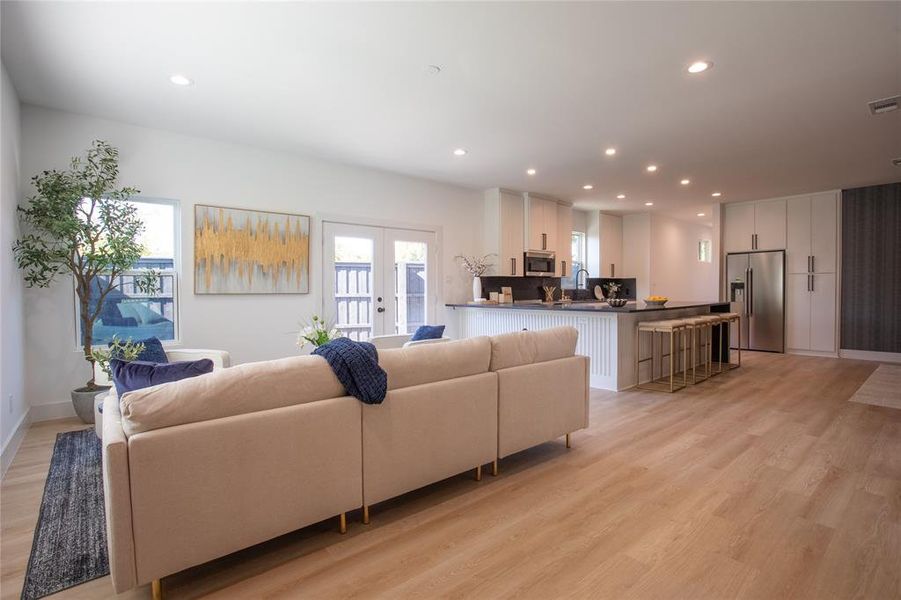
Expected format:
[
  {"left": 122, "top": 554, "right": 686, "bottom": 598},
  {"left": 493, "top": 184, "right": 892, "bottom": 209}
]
[
  {"left": 378, "top": 336, "right": 491, "bottom": 390},
  {"left": 119, "top": 355, "right": 345, "bottom": 435},
  {"left": 488, "top": 326, "right": 578, "bottom": 371}
]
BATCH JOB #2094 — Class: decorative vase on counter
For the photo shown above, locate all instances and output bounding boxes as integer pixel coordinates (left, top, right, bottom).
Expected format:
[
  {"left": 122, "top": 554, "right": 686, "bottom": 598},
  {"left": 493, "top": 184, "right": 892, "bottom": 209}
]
[{"left": 473, "top": 276, "right": 483, "bottom": 302}]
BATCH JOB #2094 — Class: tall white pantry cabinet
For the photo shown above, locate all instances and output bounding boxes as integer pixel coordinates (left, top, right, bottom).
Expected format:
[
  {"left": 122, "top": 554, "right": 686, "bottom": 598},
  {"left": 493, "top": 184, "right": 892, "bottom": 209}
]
[{"left": 723, "top": 190, "right": 840, "bottom": 355}]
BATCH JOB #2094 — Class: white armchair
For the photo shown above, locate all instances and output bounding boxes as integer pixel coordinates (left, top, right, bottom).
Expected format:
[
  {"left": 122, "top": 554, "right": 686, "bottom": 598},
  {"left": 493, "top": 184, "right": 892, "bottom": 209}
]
[
  {"left": 93, "top": 348, "right": 231, "bottom": 438},
  {"left": 368, "top": 333, "right": 452, "bottom": 350}
]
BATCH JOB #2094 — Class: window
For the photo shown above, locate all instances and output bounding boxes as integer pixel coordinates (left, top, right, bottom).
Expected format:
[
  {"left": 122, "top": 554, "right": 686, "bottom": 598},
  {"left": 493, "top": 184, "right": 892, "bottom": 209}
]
[
  {"left": 76, "top": 198, "right": 179, "bottom": 347},
  {"left": 698, "top": 239, "right": 712, "bottom": 263},
  {"left": 562, "top": 231, "right": 587, "bottom": 288}
]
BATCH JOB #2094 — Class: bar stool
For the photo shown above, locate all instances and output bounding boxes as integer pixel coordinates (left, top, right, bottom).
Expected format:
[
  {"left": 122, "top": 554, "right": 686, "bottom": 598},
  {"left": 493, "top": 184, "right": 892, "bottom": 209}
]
[
  {"left": 683, "top": 315, "right": 718, "bottom": 384},
  {"left": 635, "top": 319, "right": 691, "bottom": 393},
  {"left": 711, "top": 312, "right": 742, "bottom": 373}
]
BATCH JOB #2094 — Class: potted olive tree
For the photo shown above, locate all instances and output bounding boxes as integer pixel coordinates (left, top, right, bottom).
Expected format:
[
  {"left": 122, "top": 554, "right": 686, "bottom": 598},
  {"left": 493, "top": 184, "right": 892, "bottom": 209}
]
[{"left": 14, "top": 140, "right": 157, "bottom": 422}]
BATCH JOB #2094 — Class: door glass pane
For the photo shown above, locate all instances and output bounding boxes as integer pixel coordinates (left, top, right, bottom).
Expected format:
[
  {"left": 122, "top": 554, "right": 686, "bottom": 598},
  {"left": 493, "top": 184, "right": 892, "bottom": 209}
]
[
  {"left": 334, "top": 236, "right": 373, "bottom": 341},
  {"left": 394, "top": 240, "right": 427, "bottom": 334}
]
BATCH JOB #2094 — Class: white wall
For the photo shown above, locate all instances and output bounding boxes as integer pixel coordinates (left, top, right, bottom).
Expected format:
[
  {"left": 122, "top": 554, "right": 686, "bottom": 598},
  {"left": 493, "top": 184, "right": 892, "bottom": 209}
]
[
  {"left": 649, "top": 213, "right": 717, "bottom": 302},
  {"left": 20, "top": 105, "right": 482, "bottom": 417},
  {"left": 1, "top": 63, "right": 28, "bottom": 472}
]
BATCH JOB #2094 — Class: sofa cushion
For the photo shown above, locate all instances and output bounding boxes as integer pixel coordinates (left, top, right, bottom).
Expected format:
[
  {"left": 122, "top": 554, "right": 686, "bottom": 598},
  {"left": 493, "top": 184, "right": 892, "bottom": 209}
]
[
  {"left": 410, "top": 324, "right": 445, "bottom": 341},
  {"left": 378, "top": 336, "right": 491, "bottom": 390},
  {"left": 119, "top": 355, "right": 345, "bottom": 435},
  {"left": 489, "top": 326, "right": 578, "bottom": 371},
  {"left": 110, "top": 358, "right": 213, "bottom": 395}
]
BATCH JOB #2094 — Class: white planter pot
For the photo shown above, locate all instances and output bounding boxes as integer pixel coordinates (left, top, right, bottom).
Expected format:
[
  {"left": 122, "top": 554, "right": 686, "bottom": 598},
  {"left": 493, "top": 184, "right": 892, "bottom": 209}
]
[{"left": 472, "top": 276, "right": 482, "bottom": 302}]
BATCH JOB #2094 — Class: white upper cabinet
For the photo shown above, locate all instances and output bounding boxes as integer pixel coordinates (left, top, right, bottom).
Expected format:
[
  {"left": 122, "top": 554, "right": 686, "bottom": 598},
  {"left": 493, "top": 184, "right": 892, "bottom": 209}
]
[
  {"left": 754, "top": 199, "right": 786, "bottom": 250},
  {"left": 599, "top": 213, "right": 623, "bottom": 277},
  {"left": 555, "top": 203, "right": 573, "bottom": 277},
  {"left": 724, "top": 199, "right": 786, "bottom": 252},
  {"left": 786, "top": 191, "right": 837, "bottom": 274},
  {"left": 483, "top": 188, "right": 525, "bottom": 276},
  {"left": 724, "top": 203, "right": 755, "bottom": 253},
  {"left": 525, "top": 194, "right": 558, "bottom": 252}
]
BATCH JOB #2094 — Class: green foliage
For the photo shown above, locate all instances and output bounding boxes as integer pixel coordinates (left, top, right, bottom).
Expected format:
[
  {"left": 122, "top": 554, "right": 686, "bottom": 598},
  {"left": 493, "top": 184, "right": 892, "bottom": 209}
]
[
  {"left": 90, "top": 336, "right": 147, "bottom": 380},
  {"left": 297, "top": 315, "right": 343, "bottom": 348},
  {"left": 13, "top": 140, "right": 158, "bottom": 389}
]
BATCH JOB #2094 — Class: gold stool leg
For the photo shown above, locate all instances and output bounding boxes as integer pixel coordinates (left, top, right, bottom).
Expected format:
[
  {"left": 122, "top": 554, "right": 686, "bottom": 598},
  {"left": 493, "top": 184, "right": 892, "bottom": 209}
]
[
  {"left": 362, "top": 505, "right": 370, "bottom": 525},
  {"left": 566, "top": 433, "right": 571, "bottom": 448},
  {"left": 669, "top": 331, "right": 675, "bottom": 392},
  {"left": 339, "top": 512, "right": 347, "bottom": 534},
  {"left": 492, "top": 459, "right": 498, "bottom": 476},
  {"left": 737, "top": 318, "right": 742, "bottom": 367},
  {"left": 475, "top": 465, "right": 482, "bottom": 481},
  {"left": 152, "top": 579, "right": 162, "bottom": 600}
]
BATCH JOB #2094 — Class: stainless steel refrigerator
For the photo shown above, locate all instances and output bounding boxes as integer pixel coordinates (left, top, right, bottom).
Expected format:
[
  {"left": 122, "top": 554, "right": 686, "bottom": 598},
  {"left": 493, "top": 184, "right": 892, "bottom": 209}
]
[{"left": 726, "top": 250, "right": 785, "bottom": 352}]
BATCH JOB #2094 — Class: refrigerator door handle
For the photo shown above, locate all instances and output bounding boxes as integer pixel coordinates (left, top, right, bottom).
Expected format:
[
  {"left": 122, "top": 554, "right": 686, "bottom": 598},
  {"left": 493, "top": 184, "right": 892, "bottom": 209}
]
[
  {"left": 748, "top": 268, "right": 753, "bottom": 316},
  {"left": 811, "top": 255, "right": 815, "bottom": 273},
  {"left": 810, "top": 273, "right": 815, "bottom": 292}
]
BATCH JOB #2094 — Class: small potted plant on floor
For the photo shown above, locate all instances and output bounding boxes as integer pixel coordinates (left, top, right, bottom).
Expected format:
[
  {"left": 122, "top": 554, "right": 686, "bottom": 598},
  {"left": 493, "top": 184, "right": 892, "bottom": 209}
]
[{"left": 13, "top": 140, "right": 158, "bottom": 422}]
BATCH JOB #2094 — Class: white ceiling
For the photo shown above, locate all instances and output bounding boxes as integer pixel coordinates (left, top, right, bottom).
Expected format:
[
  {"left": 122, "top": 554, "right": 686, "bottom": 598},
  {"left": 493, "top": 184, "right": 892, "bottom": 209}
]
[{"left": 2, "top": 1, "right": 900, "bottom": 223}]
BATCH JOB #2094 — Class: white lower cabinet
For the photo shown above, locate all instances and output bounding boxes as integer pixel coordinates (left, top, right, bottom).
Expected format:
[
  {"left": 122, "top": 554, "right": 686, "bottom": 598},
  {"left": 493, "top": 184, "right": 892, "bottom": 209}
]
[{"left": 787, "top": 272, "right": 836, "bottom": 353}]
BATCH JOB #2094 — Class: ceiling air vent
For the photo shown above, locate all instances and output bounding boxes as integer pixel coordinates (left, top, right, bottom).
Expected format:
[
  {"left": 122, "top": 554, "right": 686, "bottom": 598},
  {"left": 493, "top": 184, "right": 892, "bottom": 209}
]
[{"left": 869, "top": 95, "right": 899, "bottom": 115}]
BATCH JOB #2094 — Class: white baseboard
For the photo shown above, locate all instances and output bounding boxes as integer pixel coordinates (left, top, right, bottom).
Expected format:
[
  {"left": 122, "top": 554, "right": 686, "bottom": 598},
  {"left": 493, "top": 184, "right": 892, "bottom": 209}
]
[
  {"left": 839, "top": 349, "right": 901, "bottom": 364},
  {"left": 1, "top": 410, "right": 31, "bottom": 478},
  {"left": 30, "top": 400, "right": 76, "bottom": 422},
  {"left": 787, "top": 349, "right": 839, "bottom": 358}
]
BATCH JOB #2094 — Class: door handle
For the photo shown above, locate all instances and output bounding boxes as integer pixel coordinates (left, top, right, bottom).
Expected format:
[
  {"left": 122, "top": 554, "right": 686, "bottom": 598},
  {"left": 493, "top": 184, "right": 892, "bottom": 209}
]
[
  {"left": 744, "top": 268, "right": 751, "bottom": 315},
  {"left": 807, "top": 255, "right": 811, "bottom": 272},
  {"left": 611, "top": 263, "right": 615, "bottom": 277},
  {"left": 541, "top": 233, "right": 547, "bottom": 250},
  {"left": 810, "top": 255, "right": 815, "bottom": 273},
  {"left": 377, "top": 307, "right": 385, "bottom": 313},
  {"left": 511, "top": 257, "right": 516, "bottom": 276},
  {"left": 561, "top": 260, "right": 567, "bottom": 277},
  {"left": 810, "top": 274, "right": 815, "bottom": 292},
  {"left": 748, "top": 269, "right": 754, "bottom": 317},
  {"left": 807, "top": 274, "right": 811, "bottom": 292}
]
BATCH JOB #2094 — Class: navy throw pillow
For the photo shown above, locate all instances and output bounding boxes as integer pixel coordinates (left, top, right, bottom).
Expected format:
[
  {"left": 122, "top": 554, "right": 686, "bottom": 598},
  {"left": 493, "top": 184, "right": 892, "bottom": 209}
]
[
  {"left": 109, "top": 336, "right": 169, "bottom": 364},
  {"left": 110, "top": 358, "right": 213, "bottom": 395},
  {"left": 410, "top": 325, "right": 445, "bottom": 342}
]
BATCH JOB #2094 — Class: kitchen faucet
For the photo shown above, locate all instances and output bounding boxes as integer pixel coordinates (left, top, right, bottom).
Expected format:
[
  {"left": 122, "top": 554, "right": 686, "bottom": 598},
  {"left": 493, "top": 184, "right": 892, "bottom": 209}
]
[{"left": 574, "top": 268, "right": 590, "bottom": 290}]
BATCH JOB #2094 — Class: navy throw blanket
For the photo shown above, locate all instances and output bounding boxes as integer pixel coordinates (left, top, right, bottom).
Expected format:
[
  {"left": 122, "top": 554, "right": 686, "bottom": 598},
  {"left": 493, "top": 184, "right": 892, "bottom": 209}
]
[{"left": 313, "top": 337, "right": 388, "bottom": 405}]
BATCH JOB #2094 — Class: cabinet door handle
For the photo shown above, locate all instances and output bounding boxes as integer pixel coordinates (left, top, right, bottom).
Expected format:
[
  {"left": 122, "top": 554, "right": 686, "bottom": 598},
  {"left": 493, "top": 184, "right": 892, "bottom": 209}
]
[
  {"left": 541, "top": 233, "right": 547, "bottom": 250},
  {"left": 561, "top": 260, "right": 567, "bottom": 277},
  {"left": 611, "top": 263, "right": 615, "bottom": 277},
  {"left": 807, "top": 274, "right": 811, "bottom": 292},
  {"left": 511, "top": 257, "right": 516, "bottom": 276},
  {"left": 810, "top": 255, "right": 815, "bottom": 273},
  {"left": 807, "top": 255, "right": 811, "bottom": 272},
  {"left": 810, "top": 274, "right": 815, "bottom": 292}
]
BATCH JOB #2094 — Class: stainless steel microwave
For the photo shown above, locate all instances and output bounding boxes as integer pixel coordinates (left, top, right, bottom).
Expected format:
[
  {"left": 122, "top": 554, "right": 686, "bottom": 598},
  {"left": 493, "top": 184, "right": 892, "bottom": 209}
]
[{"left": 524, "top": 250, "right": 555, "bottom": 277}]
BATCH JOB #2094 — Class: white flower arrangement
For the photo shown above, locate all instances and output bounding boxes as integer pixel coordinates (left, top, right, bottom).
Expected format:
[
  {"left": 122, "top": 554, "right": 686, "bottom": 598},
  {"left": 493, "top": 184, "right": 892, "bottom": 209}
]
[
  {"left": 455, "top": 254, "right": 495, "bottom": 277},
  {"left": 297, "top": 314, "right": 343, "bottom": 348}
]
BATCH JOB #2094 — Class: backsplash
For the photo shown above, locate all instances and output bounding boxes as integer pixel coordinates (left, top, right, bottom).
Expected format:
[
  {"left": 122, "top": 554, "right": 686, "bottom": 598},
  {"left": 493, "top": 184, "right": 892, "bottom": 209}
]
[{"left": 478, "top": 276, "right": 637, "bottom": 302}]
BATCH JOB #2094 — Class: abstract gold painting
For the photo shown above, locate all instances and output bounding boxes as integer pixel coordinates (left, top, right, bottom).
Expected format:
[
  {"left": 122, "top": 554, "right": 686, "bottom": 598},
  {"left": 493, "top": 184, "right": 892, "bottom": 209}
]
[{"left": 194, "top": 205, "right": 310, "bottom": 294}]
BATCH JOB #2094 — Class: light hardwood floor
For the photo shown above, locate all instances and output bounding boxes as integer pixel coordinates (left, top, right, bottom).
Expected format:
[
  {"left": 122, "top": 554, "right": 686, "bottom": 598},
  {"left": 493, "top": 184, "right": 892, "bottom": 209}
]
[{"left": 2, "top": 352, "right": 900, "bottom": 599}]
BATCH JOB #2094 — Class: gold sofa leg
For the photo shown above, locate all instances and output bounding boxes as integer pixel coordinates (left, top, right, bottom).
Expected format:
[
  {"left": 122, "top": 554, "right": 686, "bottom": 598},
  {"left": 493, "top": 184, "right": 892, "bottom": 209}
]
[
  {"left": 339, "top": 512, "right": 347, "bottom": 534},
  {"left": 492, "top": 459, "right": 498, "bottom": 476},
  {"left": 362, "top": 505, "right": 370, "bottom": 525},
  {"left": 152, "top": 579, "right": 162, "bottom": 600},
  {"left": 475, "top": 465, "right": 482, "bottom": 481},
  {"left": 565, "top": 433, "right": 571, "bottom": 448}
]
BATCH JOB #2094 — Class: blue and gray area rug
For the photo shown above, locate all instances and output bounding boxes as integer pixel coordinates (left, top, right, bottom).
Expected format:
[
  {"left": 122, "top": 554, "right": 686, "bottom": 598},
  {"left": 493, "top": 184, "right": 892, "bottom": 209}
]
[{"left": 21, "top": 429, "right": 109, "bottom": 600}]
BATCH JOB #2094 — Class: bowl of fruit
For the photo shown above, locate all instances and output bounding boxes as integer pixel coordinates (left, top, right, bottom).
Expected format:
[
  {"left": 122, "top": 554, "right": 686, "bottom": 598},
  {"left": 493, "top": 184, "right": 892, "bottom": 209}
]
[{"left": 644, "top": 295, "right": 669, "bottom": 308}]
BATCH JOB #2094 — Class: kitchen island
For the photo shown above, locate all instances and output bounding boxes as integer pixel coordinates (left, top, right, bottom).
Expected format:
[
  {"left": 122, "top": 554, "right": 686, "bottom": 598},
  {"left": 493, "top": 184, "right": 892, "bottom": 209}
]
[{"left": 446, "top": 301, "right": 729, "bottom": 391}]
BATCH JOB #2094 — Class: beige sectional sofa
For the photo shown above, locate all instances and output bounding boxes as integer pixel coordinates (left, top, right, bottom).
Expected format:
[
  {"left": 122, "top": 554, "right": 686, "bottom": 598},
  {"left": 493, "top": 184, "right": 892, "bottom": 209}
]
[{"left": 102, "top": 326, "right": 588, "bottom": 595}]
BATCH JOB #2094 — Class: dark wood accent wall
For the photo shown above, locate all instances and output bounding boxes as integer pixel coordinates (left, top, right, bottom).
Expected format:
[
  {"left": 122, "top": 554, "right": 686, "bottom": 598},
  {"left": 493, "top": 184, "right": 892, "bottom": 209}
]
[{"left": 840, "top": 182, "right": 901, "bottom": 352}]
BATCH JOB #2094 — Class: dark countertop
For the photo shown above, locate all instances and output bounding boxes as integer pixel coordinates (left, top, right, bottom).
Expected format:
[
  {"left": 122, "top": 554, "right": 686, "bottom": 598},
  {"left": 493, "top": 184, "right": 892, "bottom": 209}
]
[{"left": 446, "top": 300, "right": 728, "bottom": 313}]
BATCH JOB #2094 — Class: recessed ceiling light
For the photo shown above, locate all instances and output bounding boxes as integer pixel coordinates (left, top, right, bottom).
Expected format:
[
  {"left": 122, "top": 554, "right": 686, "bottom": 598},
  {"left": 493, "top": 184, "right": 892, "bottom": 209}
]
[
  {"left": 169, "top": 74, "right": 193, "bottom": 86},
  {"left": 453, "top": 148, "right": 467, "bottom": 156},
  {"left": 680, "top": 179, "right": 691, "bottom": 185},
  {"left": 645, "top": 202, "right": 654, "bottom": 206},
  {"left": 687, "top": 61, "right": 712, "bottom": 74},
  {"left": 711, "top": 191, "right": 722, "bottom": 197},
  {"left": 526, "top": 168, "right": 536, "bottom": 176},
  {"left": 617, "top": 194, "right": 626, "bottom": 199},
  {"left": 646, "top": 165, "right": 658, "bottom": 172},
  {"left": 425, "top": 65, "right": 442, "bottom": 76},
  {"left": 605, "top": 148, "right": 616, "bottom": 156},
  {"left": 583, "top": 184, "right": 594, "bottom": 190},
  {"left": 697, "top": 212, "right": 706, "bottom": 217}
]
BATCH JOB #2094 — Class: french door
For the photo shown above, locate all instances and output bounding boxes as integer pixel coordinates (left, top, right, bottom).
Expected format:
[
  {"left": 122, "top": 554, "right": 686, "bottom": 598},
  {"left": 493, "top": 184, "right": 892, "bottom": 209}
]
[{"left": 323, "top": 222, "right": 437, "bottom": 341}]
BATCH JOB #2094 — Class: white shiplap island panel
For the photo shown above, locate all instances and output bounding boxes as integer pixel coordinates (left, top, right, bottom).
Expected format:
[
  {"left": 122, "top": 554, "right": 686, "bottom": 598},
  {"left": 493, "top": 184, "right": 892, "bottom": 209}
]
[{"left": 448, "top": 304, "right": 724, "bottom": 391}]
